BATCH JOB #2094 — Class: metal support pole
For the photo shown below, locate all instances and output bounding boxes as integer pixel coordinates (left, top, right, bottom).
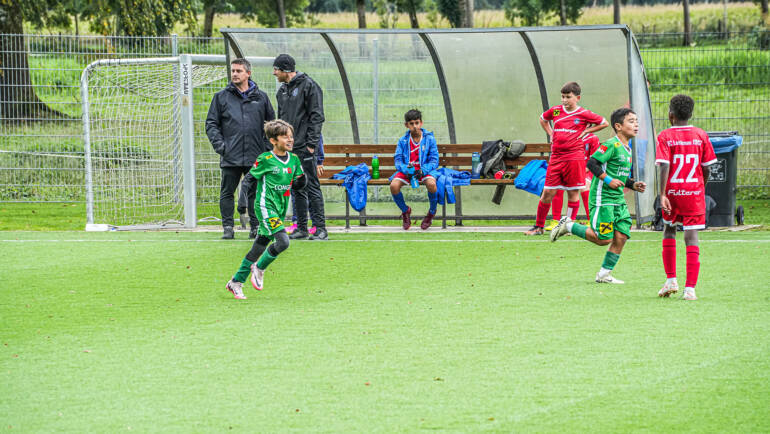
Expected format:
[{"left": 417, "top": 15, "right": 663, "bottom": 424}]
[
  {"left": 373, "top": 38, "right": 379, "bottom": 145},
  {"left": 179, "top": 54, "right": 197, "bottom": 228}
]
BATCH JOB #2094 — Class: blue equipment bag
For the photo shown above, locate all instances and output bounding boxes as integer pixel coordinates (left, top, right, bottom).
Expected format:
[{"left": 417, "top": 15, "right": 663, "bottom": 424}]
[{"left": 514, "top": 160, "right": 548, "bottom": 196}]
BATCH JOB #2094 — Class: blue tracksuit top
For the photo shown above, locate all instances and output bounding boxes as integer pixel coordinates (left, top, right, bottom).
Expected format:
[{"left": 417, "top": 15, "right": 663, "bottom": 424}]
[{"left": 392, "top": 129, "right": 439, "bottom": 177}]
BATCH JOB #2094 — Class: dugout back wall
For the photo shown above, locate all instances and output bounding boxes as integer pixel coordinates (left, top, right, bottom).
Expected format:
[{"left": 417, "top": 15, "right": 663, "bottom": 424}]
[{"left": 221, "top": 26, "right": 656, "bottom": 223}]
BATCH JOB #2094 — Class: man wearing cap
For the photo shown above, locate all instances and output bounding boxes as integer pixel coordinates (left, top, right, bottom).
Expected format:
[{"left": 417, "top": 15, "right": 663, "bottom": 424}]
[
  {"left": 206, "top": 58, "right": 275, "bottom": 239},
  {"left": 272, "top": 53, "right": 328, "bottom": 241}
]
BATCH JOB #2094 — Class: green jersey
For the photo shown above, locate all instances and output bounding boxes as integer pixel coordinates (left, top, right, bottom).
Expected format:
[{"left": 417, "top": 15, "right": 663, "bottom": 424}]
[
  {"left": 589, "top": 136, "right": 632, "bottom": 207},
  {"left": 250, "top": 151, "right": 304, "bottom": 236}
]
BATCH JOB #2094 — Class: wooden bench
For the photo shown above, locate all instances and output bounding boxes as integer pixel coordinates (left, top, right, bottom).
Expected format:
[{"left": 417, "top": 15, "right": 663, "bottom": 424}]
[{"left": 319, "top": 143, "right": 550, "bottom": 228}]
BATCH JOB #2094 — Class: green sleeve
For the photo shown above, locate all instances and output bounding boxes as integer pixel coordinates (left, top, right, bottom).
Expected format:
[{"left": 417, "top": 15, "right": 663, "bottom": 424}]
[
  {"left": 591, "top": 142, "right": 615, "bottom": 164},
  {"left": 250, "top": 154, "right": 269, "bottom": 178},
  {"left": 293, "top": 155, "right": 304, "bottom": 178}
]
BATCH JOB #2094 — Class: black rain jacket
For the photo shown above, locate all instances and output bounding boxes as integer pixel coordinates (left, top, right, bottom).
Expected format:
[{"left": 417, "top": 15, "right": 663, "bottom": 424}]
[
  {"left": 275, "top": 72, "right": 324, "bottom": 153},
  {"left": 206, "top": 81, "right": 275, "bottom": 167}
]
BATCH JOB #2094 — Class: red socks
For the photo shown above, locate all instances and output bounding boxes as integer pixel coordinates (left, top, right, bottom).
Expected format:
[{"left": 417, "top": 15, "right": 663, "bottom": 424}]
[
  {"left": 686, "top": 245, "right": 700, "bottom": 289},
  {"left": 551, "top": 190, "right": 564, "bottom": 220},
  {"left": 535, "top": 200, "right": 550, "bottom": 228},
  {"left": 567, "top": 201, "right": 580, "bottom": 221},
  {"left": 662, "top": 238, "right": 677, "bottom": 278},
  {"left": 581, "top": 190, "right": 590, "bottom": 219}
]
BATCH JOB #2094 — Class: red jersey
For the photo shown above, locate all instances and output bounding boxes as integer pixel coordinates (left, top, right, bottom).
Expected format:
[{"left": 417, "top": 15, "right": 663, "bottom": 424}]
[
  {"left": 655, "top": 126, "right": 718, "bottom": 215},
  {"left": 582, "top": 133, "right": 601, "bottom": 179},
  {"left": 409, "top": 137, "right": 421, "bottom": 171},
  {"left": 541, "top": 105, "right": 606, "bottom": 162}
]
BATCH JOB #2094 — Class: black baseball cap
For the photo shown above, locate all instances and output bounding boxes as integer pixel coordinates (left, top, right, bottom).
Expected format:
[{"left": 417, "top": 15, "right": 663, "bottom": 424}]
[{"left": 273, "top": 54, "right": 295, "bottom": 72}]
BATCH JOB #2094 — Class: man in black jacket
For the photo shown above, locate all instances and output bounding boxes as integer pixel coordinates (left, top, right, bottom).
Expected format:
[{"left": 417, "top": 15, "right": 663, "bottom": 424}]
[
  {"left": 273, "top": 54, "right": 328, "bottom": 241},
  {"left": 206, "top": 58, "right": 275, "bottom": 239}
]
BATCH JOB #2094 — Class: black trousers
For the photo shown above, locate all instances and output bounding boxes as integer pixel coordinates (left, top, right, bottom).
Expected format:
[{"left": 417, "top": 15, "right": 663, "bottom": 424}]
[
  {"left": 292, "top": 149, "right": 326, "bottom": 231},
  {"left": 220, "top": 166, "right": 257, "bottom": 228}
]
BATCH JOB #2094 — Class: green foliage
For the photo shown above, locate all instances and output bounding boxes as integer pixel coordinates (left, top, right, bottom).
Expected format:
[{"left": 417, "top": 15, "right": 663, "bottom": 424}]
[
  {"left": 234, "top": 0, "right": 309, "bottom": 27},
  {"left": 82, "top": 0, "right": 197, "bottom": 36},
  {"left": 424, "top": 0, "right": 441, "bottom": 27},
  {"left": 374, "top": 0, "right": 399, "bottom": 28},
  {"left": 437, "top": 0, "right": 461, "bottom": 27},
  {"left": 504, "top": 0, "right": 583, "bottom": 26}
]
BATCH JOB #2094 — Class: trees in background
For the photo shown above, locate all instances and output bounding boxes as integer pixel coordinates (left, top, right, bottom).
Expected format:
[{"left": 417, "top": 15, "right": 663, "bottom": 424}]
[{"left": 504, "top": 0, "right": 582, "bottom": 26}]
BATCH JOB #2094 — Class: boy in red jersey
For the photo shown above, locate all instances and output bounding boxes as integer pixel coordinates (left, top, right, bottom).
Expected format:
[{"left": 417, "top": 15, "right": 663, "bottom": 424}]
[
  {"left": 525, "top": 82, "right": 608, "bottom": 235},
  {"left": 656, "top": 95, "right": 717, "bottom": 301},
  {"left": 546, "top": 133, "right": 598, "bottom": 230}
]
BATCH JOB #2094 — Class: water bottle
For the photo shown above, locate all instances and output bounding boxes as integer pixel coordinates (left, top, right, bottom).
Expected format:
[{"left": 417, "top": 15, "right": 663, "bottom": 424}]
[
  {"left": 371, "top": 155, "right": 380, "bottom": 179},
  {"left": 407, "top": 164, "right": 419, "bottom": 189},
  {"left": 410, "top": 175, "right": 419, "bottom": 189},
  {"left": 471, "top": 152, "right": 481, "bottom": 179}
]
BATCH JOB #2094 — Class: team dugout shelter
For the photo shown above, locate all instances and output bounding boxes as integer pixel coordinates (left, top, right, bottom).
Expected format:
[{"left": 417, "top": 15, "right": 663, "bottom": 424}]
[{"left": 220, "top": 25, "right": 656, "bottom": 225}]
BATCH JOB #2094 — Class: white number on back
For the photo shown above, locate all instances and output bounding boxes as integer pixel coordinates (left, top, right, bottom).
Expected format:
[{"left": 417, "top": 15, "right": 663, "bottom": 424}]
[{"left": 670, "top": 154, "right": 699, "bottom": 183}]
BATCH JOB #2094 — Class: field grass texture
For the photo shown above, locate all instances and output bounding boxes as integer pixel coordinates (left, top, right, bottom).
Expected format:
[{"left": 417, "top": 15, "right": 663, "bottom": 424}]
[{"left": 1, "top": 230, "right": 769, "bottom": 431}]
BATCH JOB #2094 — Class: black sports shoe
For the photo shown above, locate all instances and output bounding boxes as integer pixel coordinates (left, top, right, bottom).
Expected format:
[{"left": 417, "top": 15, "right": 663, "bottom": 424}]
[
  {"left": 524, "top": 225, "right": 544, "bottom": 236},
  {"left": 222, "top": 226, "right": 235, "bottom": 239},
  {"left": 249, "top": 227, "right": 258, "bottom": 239},
  {"left": 309, "top": 229, "right": 328, "bottom": 241},
  {"left": 289, "top": 230, "right": 309, "bottom": 240}
]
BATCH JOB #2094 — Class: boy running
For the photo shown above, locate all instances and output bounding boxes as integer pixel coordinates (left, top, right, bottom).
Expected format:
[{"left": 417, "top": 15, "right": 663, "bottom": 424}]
[
  {"left": 526, "top": 82, "right": 608, "bottom": 235},
  {"left": 225, "top": 120, "right": 306, "bottom": 299},
  {"left": 550, "top": 108, "right": 647, "bottom": 284},
  {"left": 655, "top": 95, "right": 717, "bottom": 301}
]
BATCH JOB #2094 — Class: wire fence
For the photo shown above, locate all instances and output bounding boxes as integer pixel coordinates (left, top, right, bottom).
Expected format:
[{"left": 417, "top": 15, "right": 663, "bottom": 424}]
[{"left": 1, "top": 30, "right": 768, "bottom": 206}]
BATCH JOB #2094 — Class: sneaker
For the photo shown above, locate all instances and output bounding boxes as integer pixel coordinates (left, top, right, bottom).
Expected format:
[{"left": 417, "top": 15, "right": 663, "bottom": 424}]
[
  {"left": 595, "top": 273, "right": 624, "bottom": 284},
  {"left": 222, "top": 226, "right": 234, "bottom": 239},
  {"left": 421, "top": 211, "right": 436, "bottom": 230},
  {"left": 226, "top": 279, "right": 246, "bottom": 299},
  {"left": 249, "top": 227, "right": 258, "bottom": 239},
  {"left": 238, "top": 213, "right": 248, "bottom": 230},
  {"left": 544, "top": 219, "right": 560, "bottom": 231},
  {"left": 658, "top": 280, "right": 679, "bottom": 298},
  {"left": 309, "top": 226, "right": 317, "bottom": 235},
  {"left": 682, "top": 289, "right": 698, "bottom": 301},
  {"left": 401, "top": 207, "right": 412, "bottom": 230},
  {"left": 309, "top": 228, "right": 328, "bottom": 241},
  {"left": 289, "top": 230, "right": 309, "bottom": 240},
  {"left": 249, "top": 262, "right": 264, "bottom": 290},
  {"left": 550, "top": 216, "right": 571, "bottom": 242},
  {"left": 286, "top": 223, "right": 298, "bottom": 234},
  {"left": 524, "top": 225, "right": 544, "bottom": 236}
]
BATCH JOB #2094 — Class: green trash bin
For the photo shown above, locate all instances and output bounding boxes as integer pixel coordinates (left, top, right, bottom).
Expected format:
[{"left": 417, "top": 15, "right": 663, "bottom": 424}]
[{"left": 705, "top": 131, "right": 743, "bottom": 227}]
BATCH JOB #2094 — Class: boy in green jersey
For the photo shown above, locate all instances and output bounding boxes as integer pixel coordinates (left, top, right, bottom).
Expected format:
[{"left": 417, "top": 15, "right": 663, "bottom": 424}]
[
  {"left": 550, "top": 108, "right": 647, "bottom": 284},
  {"left": 226, "top": 120, "right": 306, "bottom": 299}
]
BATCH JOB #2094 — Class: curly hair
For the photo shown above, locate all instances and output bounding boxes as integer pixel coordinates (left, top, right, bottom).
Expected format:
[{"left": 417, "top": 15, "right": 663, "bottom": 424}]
[
  {"left": 264, "top": 119, "right": 294, "bottom": 140},
  {"left": 669, "top": 94, "right": 694, "bottom": 122}
]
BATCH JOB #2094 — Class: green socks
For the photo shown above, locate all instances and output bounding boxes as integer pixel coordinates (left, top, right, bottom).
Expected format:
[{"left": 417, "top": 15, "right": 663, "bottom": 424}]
[
  {"left": 570, "top": 222, "right": 588, "bottom": 239},
  {"left": 601, "top": 251, "right": 620, "bottom": 271},
  {"left": 233, "top": 257, "right": 254, "bottom": 283},
  {"left": 256, "top": 249, "right": 277, "bottom": 270}
]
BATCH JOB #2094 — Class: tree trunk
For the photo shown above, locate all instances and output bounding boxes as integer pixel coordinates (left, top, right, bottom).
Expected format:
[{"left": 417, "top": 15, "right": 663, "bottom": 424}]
[
  {"left": 202, "top": 4, "right": 215, "bottom": 37},
  {"left": 683, "top": 0, "right": 692, "bottom": 46},
  {"left": 761, "top": 0, "right": 768, "bottom": 23},
  {"left": 0, "top": 4, "right": 69, "bottom": 122},
  {"left": 357, "top": 0, "right": 367, "bottom": 28},
  {"left": 559, "top": 0, "right": 567, "bottom": 25},
  {"left": 461, "top": 0, "right": 474, "bottom": 27},
  {"left": 613, "top": 0, "right": 620, "bottom": 24},
  {"left": 408, "top": 4, "right": 419, "bottom": 28},
  {"left": 276, "top": 0, "right": 287, "bottom": 28}
]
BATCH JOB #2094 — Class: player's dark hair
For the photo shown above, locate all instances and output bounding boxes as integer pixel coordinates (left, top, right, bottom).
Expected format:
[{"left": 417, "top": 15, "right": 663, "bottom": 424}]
[
  {"left": 669, "top": 94, "right": 694, "bottom": 122},
  {"left": 561, "top": 82, "right": 581, "bottom": 96},
  {"left": 230, "top": 58, "right": 251, "bottom": 73},
  {"left": 264, "top": 119, "right": 294, "bottom": 140},
  {"left": 610, "top": 108, "right": 636, "bottom": 132},
  {"left": 404, "top": 109, "right": 422, "bottom": 123}
]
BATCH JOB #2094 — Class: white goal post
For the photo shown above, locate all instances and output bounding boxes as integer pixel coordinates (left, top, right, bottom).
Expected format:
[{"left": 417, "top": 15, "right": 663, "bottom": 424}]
[{"left": 80, "top": 54, "right": 272, "bottom": 231}]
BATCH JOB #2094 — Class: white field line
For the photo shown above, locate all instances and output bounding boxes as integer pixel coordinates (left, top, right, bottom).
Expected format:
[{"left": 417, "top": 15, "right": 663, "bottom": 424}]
[{"left": 1, "top": 239, "right": 769, "bottom": 243}]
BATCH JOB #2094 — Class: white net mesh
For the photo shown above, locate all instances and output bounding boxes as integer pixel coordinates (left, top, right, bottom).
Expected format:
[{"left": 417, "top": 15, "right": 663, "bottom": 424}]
[{"left": 84, "top": 60, "right": 226, "bottom": 228}]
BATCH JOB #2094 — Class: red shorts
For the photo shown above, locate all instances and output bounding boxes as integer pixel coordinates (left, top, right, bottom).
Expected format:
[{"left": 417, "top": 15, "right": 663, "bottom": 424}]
[
  {"left": 544, "top": 160, "right": 586, "bottom": 190},
  {"left": 662, "top": 209, "right": 705, "bottom": 230},
  {"left": 393, "top": 172, "right": 435, "bottom": 184}
]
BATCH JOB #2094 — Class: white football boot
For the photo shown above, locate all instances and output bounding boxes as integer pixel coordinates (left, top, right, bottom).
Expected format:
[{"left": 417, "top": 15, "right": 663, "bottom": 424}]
[
  {"left": 226, "top": 279, "right": 246, "bottom": 299},
  {"left": 550, "top": 216, "right": 571, "bottom": 242},
  {"left": 595, "top": 272, "right": 625, "bottom": 284},
  {"left": 250, "top": 262, "right": 264, "bottom": 291},
  {"left": 682, "top": 288, "right": 698, "bottom": 301},
  {"left": 658, "top": 279, "right": 679, "bottom": 298}
]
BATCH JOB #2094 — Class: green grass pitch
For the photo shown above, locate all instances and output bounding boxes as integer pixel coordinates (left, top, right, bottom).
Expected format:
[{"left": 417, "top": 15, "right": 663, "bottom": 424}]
[{"left": 1, "top": 230, "right": 769, "bottom": 431}]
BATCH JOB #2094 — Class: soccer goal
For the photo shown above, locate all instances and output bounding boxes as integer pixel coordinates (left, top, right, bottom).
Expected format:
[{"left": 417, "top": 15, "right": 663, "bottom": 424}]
[{"left": 80, "top": 54, "right": 271, "bottom": 230}]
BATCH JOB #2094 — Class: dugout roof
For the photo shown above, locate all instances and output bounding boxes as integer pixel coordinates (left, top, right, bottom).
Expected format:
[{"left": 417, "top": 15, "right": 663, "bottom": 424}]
[{"left": 220, "top": 26, "right": 656, "bottom": 223}]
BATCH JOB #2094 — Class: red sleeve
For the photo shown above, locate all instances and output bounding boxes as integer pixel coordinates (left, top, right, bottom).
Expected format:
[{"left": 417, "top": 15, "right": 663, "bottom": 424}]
[
  {"left": 700, "top": 131, "right": 717, "bottom": 166},
  {"left": 541, "top": 106, "right": 555, "bottom": 121},
  {"left": 581, "top": 109, "right": 605, "bottom": 126},
  {"left": 655, "top": 131, "right": 670, "bottom": 165}
]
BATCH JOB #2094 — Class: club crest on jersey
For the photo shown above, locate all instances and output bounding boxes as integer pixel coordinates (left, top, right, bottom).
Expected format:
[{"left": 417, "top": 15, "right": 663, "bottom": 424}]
[
  {"left": 574, "top": 119, "right": 580, "bottom": 124},
  {"left": 599, "top": 222, "right": 613, "bottom": 235},
  {"left": 265, "top": 155, "right": 273, "bottom": 160},
  {"left": 272, "top": 167, "right": 280, "bottom": 174},
  {"left": 553, "top": 109, "right": 561, "bottom": 116},
  {"left": 292, "top": 88, "right": 299, "bottom": 97},
  {"left": 614, "top": 142, "right": 621, "bottom": 148}
]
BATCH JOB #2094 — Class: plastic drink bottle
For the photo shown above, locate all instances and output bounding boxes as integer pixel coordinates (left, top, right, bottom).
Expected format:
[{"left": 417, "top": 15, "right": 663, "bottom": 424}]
[
  {"left": 471, "top": 152, "right": 481, "bottom": 179},
  {"left": 372, "top": 155, "right": 380, "bottom": 179}
]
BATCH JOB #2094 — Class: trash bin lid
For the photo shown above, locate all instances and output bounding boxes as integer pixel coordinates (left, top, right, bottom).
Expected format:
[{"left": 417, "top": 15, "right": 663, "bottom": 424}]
[{"left": 707, "top": 131, "right": 742, "bottom": 154}]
